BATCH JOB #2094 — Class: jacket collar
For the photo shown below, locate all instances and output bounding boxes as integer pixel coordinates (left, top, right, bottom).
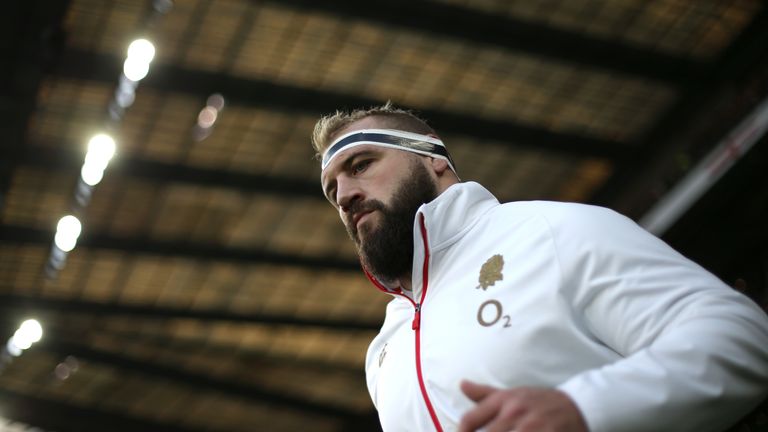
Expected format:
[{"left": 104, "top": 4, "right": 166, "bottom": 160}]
[
  {"left": 416, "top": 181, "right": 499, "bottom": 253},
  {"left": 364, "top": 181, "right": 499, "bottom": 294}
]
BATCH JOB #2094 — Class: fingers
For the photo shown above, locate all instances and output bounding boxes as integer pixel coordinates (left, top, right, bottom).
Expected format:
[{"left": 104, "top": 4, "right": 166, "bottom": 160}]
[
  {"left": 460, "top": 380, "right": 497, "bottom": 402},
  {"left": 459, "top": 386, "right": 589, "bottom": 432},
  {"left": 459, "top": 382, "right": 522, "bottom": 432},
  {"left": 458, "top": 392, "right": 504, "bottom": 432},
  {"left": 485, "top": 401, "right": 529, "bottom": 432}
]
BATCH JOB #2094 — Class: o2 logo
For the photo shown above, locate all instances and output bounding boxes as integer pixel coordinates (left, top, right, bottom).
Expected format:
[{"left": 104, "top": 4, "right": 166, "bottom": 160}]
[{"left": 476, "top": 299, "right": 511, "bottom": 328}]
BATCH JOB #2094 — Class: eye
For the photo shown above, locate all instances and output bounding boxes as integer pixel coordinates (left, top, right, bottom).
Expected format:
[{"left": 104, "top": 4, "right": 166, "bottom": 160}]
[{"left": 351, "top": 160, "right": 371, "bottom": 175}]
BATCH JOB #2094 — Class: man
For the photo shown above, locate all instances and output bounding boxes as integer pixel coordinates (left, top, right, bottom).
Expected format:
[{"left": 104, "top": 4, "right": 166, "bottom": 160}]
[{"left": 313, "top": 103, "right": 768, "bottom": 432}]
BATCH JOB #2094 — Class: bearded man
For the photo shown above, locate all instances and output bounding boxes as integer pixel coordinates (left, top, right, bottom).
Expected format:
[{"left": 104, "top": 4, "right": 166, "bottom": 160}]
[{"left": 313, "top": 103, "right": 768, "bottom": 432}]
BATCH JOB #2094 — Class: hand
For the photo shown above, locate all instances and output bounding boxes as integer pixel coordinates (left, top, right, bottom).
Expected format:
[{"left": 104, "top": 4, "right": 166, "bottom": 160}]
[{"left": 458, "top": 380, "right": 588, "bottom": 432}]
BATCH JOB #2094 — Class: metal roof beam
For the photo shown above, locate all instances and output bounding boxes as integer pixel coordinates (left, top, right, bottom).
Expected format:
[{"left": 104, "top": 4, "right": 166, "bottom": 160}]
[
  {"left": 266, "top": 0, "right": 700, "bottom": 84},
  {"left": 32, "top": 338, "right": 359, "bottom": 418},
  {"left": 0, "top": 224, "right": 360, "bottom": 271},
  {"left": 0, "top": 387, "right": 206, "bottom": 432},
  {"left": 18, "top": 144, "right": 323, "bottom": 199},
  {"left": 42, "top": 320, "right": 368, "bottom": 374},
  {"left": 0, "top": 293, "right": 379, "bottom": 330},
  {"left": 590, "top": 5, "right": 768, "bottom": 213},
  {"left": 55, "top": 48, "right": 624, "bottom": 159}
]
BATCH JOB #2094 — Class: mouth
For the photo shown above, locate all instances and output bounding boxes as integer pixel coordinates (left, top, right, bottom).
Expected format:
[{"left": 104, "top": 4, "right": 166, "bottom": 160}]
[{"left": 353, "top": 210, "right": 373, "bottom": 229}]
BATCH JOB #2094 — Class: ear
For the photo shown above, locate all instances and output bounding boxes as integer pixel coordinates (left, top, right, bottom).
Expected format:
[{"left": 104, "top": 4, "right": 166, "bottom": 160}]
[{"left": 429, "top": 157, "right": 450, "bottom": 176}]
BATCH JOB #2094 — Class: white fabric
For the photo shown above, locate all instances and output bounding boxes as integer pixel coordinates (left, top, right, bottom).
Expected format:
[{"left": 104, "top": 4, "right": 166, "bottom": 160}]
[
  {"left": 365, "top": 181, "right": 768, "bottom": 432},
  {"left": 321, "top": 128, "right": 455, "bottom": 172}
]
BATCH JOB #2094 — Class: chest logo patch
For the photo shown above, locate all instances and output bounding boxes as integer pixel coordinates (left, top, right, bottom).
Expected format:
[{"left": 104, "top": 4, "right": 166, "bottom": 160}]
[{"left": 477, "top": 254, "right": 504, "bottom": 290}]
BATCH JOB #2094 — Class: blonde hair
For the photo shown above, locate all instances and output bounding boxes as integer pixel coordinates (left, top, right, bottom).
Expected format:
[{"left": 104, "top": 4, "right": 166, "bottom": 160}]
[{"left": 311, "top": 101, "right": 436, "bottom": 158}]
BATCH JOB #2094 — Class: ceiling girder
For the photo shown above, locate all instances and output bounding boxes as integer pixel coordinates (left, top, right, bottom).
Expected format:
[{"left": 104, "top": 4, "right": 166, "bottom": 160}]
[
  {"left": 0, "top": 293, "right": 379, "bottom": 330},
  {"left": 261, "top": 0, "right": 701, "bottom": 85},
  {"left": 18, "top": 144, "right": 323, "bottom": 198},
  {"left": 55, "top": 48, "right": 625, "bottom": 159},
  {"left": 0, "top": 387, "right": 206, "bottom": 432},
  {"left": 0, "top": 224, "right": 361, "bottom": 271},
  {"left": 32, "top": 338, "right": 359, "bottom": 418},
  {"left": 589, "top": 5, "right": 768, "bottom": 213}
]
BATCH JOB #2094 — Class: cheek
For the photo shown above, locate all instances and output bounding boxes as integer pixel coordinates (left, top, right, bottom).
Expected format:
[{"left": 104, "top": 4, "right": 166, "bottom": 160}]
[{"left": 383, "top": 175, "right": 408, "bottom": 203}]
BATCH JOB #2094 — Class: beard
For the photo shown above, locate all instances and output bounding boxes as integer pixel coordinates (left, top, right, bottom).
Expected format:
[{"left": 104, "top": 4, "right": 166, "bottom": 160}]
[{"left": 346, "top": 160, "right": 439, "bottom": 284}]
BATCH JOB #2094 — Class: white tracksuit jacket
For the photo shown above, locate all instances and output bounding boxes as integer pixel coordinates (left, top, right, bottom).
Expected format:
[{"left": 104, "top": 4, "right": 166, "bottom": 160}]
[{"left": 364, "top": 181, "right": 768, "bottom": 432}]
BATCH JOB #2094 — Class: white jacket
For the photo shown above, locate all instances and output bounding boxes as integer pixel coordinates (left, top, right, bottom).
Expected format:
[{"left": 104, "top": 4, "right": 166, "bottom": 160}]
[{"left": 364, "top": 182, "right": 768, "bottom": 432}]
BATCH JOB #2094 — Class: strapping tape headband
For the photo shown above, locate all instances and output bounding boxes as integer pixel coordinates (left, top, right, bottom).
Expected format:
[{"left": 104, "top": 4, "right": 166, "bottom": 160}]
[{"left": 321, "top": 129, "right": 457, "bottom": 173}]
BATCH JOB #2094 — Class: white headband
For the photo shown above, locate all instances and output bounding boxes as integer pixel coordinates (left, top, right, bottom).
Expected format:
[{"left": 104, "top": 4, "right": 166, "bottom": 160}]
[{"left": 321, "top": 129, "right": 457, "bottom": 173}]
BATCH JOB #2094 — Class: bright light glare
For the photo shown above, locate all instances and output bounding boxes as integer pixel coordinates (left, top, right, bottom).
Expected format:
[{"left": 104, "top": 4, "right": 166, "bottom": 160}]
[
  {"left": 55, "top": 231, "right": 78, "bottom": 252},
  {"left": 6, "top": 339, "right": 22, "bottom": 357},
  {"left": 197, "top": 106, "right": 218, "bottom": 128},
  {"left": 115, "top": 86, "right": 136, "bottom": 108},
  {"left": 10, "top": 320, "right": 42, "bottom": 351},
  {"left": 10, "top": 333, "right": 32, "bottom": 350},
  {"left": 206, "top": 93, "right": 225, "bottom": 111},
  {"left": 18, "top": 319, "right": 43, "bottom": 343},
  {"left": 124, "top": 57, "right": 150, "bottom": 81},
  {"left": 82, "top": 133, "right": 115, "bottom": 186},
  {"left": 127, "top": 39, "right": 155, "bottom": 64},
  {"left": 55, "top": 215, "right": 82, "bottom": 252},
  {"left": 55, "top": 362, "right": 71, "bottom": 380},
  {"left": 81, "top": 164, "right": 105, "bottom": 186},
  {"left": 86, "top": 133, "right": 116, "bottom": 168},
  {"left": 57, "top": 215, "right": 82, "bottom": 237},
  {"left": 124, "top": 39, "right": 155, "bottom": 82}
]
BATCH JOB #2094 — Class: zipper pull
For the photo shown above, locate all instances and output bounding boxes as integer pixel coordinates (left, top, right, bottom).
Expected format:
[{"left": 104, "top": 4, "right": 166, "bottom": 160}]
[{"left": 412, "top": 303, "right": 421, "bottom": 330}]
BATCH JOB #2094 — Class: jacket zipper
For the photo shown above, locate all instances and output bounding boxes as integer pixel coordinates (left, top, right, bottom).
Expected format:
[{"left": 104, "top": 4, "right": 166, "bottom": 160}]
[
  {"left": 362, "top": 213, "right": 443, "bottom": 431},
  {"left": 413, "top": 214, "right": 443, "bottom": 432}
]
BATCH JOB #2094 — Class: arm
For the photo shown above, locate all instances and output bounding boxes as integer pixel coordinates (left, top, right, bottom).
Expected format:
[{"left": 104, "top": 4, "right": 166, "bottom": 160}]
[{"left": 550, "top": 205, "right": 768, "bottom": 432}]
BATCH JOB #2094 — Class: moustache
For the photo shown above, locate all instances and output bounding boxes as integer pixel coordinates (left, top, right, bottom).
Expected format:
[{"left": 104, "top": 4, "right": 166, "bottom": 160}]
[{"left": 345, "top": 200, "right": 387, "bottom": 232}]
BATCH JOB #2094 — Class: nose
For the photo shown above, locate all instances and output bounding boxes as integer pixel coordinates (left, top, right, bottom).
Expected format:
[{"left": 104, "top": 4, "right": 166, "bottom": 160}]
[{"left": 336, "top": 176, "right": 363, "bottom": 213}]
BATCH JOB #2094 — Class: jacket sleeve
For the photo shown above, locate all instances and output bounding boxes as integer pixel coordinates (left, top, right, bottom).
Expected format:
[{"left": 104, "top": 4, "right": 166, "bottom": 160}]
[{"left": 548, "top": 204, "right": 768, "bottom": 432}]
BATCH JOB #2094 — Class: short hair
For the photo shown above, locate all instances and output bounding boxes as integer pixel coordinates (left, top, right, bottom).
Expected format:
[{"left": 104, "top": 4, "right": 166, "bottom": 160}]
[{"left": 311, "top": 101, "right": 436, "bottom": 159}]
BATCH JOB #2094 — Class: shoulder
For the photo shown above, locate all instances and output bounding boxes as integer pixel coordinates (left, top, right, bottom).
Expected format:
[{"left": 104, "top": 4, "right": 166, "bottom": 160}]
[
  {"left": 492, "top": 200, "right": 634, "bottom": 232},
  {"left": 499, "top": 200, "right": 624, "bottom": 219},
  {"left": 491, "top": 201, "right": 658, "bottom": 257}
]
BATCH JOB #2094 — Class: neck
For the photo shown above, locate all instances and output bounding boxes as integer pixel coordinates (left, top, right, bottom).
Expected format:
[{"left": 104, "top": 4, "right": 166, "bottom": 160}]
[{"left": 399, "top": 274, "right": 412, "bottom": 292}]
